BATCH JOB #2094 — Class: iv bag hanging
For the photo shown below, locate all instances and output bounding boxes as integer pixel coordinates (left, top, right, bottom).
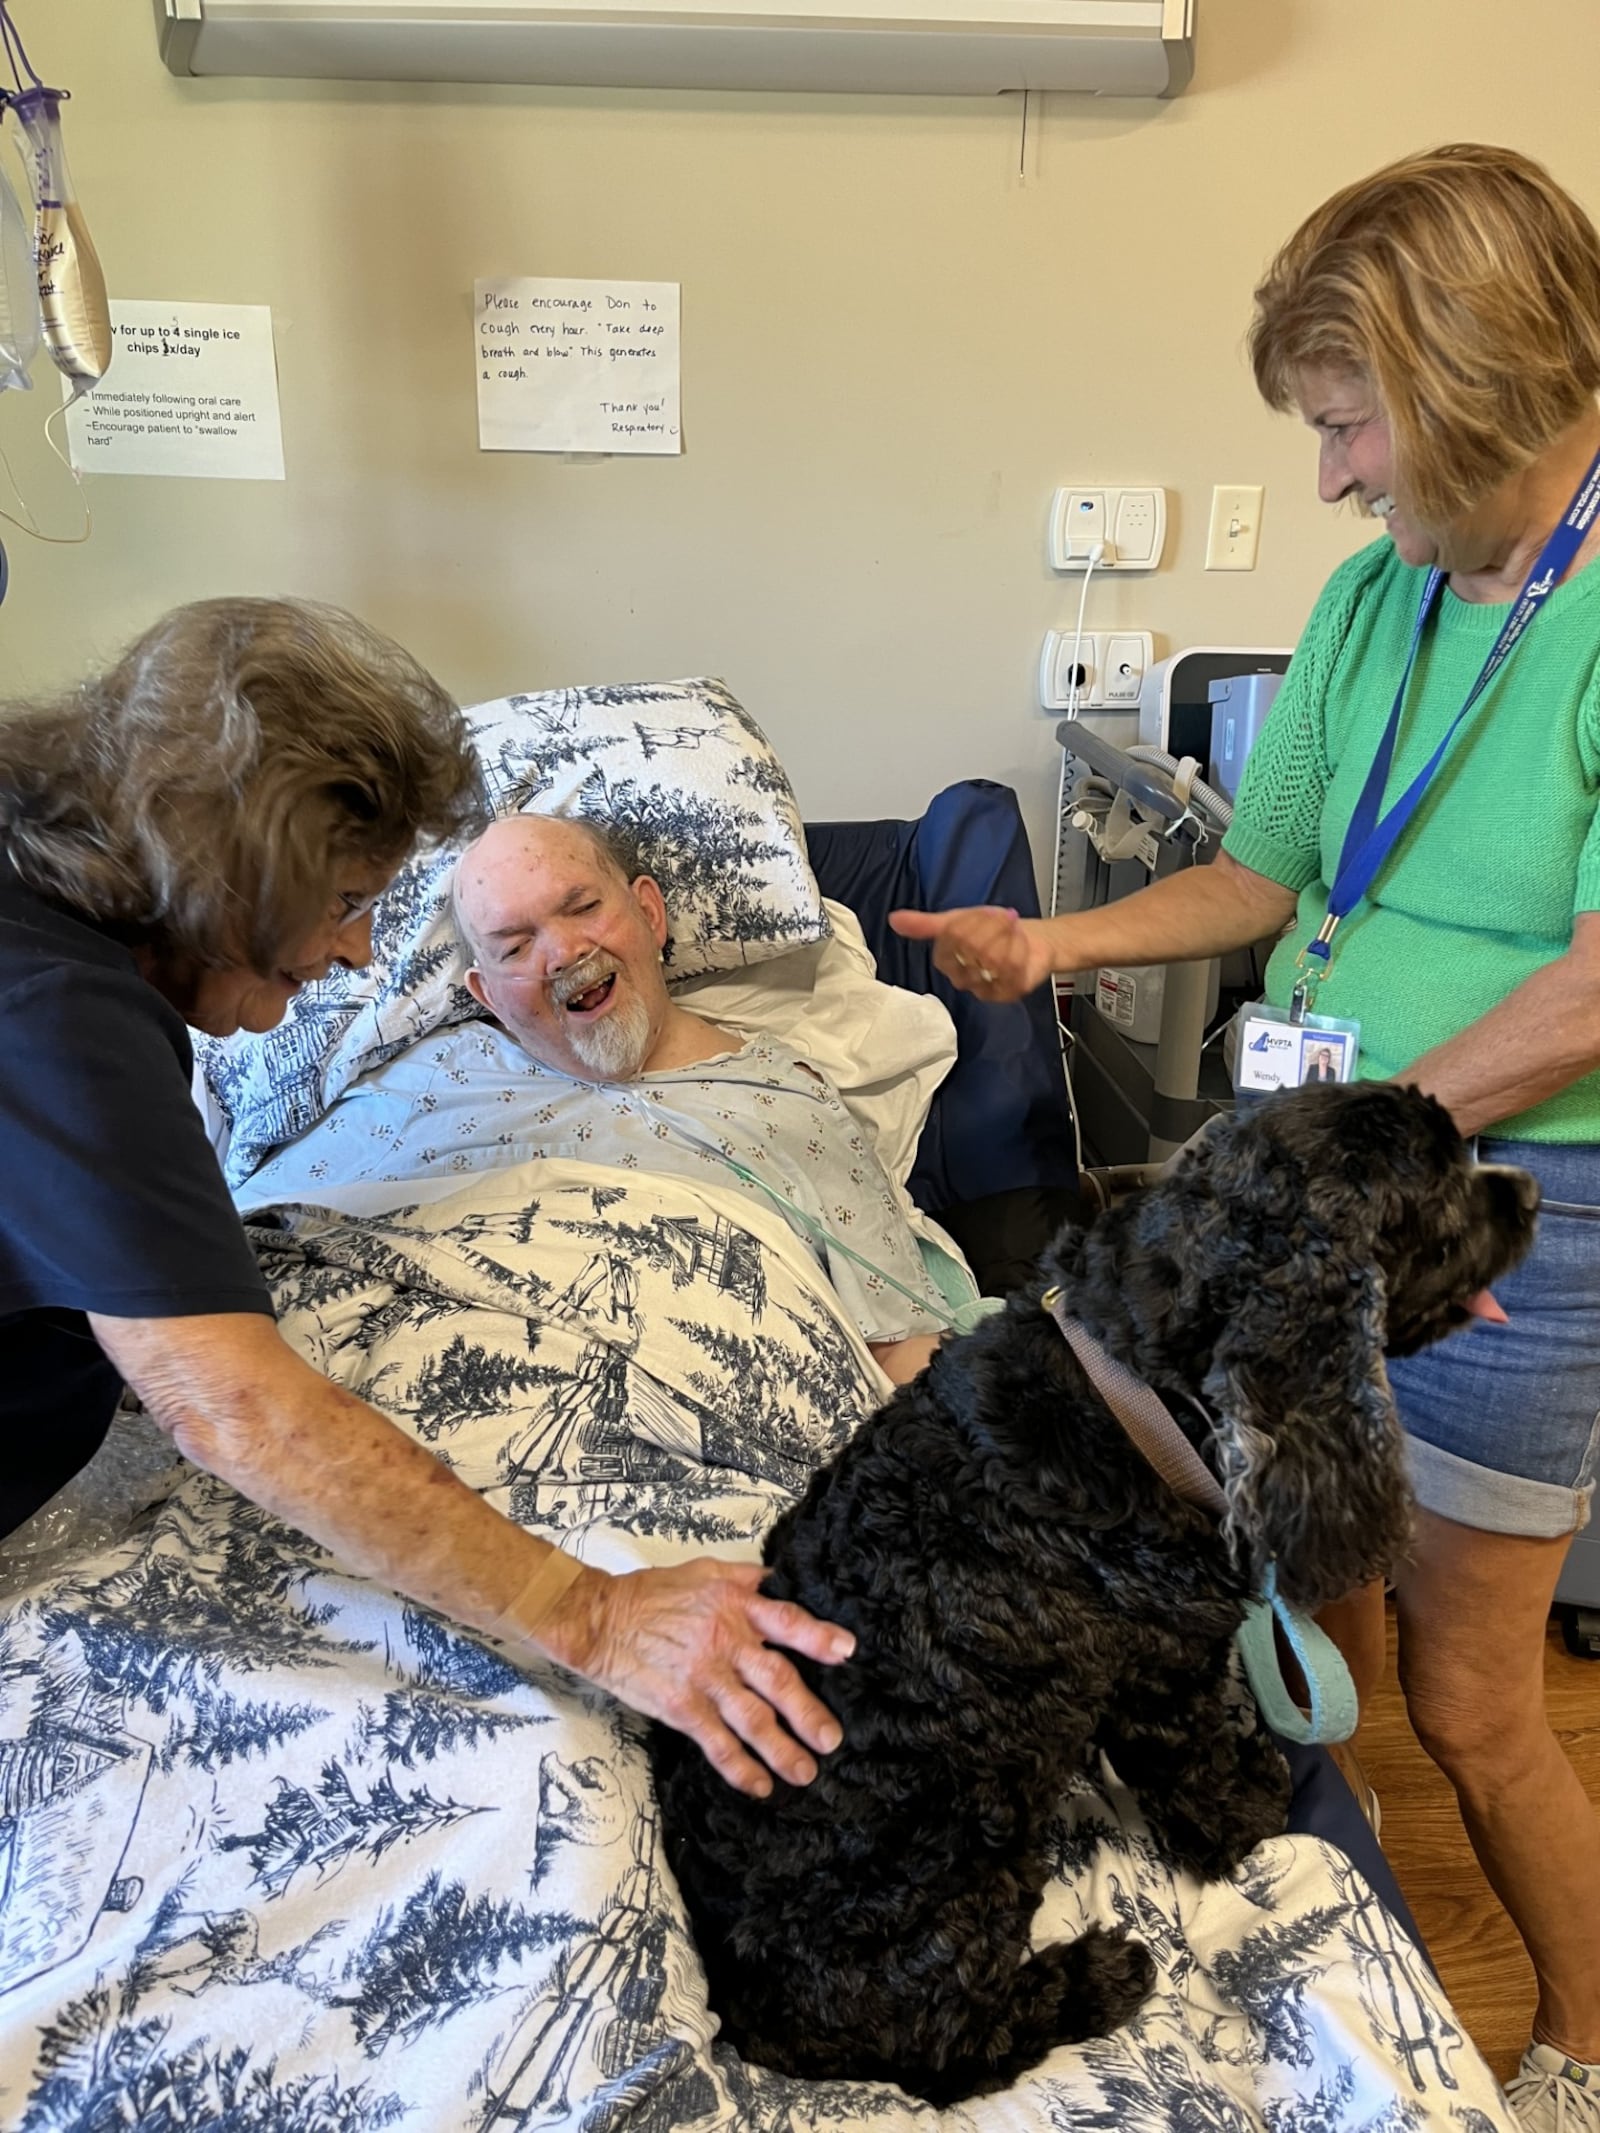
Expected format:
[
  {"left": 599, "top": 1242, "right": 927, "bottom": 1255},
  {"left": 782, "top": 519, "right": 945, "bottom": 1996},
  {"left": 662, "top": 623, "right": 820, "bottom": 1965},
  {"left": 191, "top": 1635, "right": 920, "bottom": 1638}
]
[
  {"left": 0, "top": 146, "right": 40, "bottom": 391},
  {"left": 7, "top": 84, "right": 111, "bottom": 394}
]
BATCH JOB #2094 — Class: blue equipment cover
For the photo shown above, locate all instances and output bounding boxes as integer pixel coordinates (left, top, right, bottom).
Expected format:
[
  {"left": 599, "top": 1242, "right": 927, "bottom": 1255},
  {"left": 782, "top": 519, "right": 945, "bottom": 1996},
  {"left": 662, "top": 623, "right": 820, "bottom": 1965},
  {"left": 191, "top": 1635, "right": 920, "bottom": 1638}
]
[{"left": 806, "top": 778, "right": 1078, "bottom": 1217}]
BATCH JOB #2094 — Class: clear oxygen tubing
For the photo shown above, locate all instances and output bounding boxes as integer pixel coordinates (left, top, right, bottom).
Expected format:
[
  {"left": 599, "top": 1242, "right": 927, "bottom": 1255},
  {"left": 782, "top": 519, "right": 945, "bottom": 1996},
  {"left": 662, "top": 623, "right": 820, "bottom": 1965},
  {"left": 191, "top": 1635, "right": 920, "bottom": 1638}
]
[{"left": 625, "top": 1092, "right": 994, "bottom": 1337}]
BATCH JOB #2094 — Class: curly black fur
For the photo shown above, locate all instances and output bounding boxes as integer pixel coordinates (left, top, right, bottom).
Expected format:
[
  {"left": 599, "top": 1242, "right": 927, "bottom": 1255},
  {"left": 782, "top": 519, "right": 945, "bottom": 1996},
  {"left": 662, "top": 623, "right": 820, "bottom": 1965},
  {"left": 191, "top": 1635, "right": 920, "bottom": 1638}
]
[{"left": 650, "top": 1083, "right": 1539, "bottom": 2106}]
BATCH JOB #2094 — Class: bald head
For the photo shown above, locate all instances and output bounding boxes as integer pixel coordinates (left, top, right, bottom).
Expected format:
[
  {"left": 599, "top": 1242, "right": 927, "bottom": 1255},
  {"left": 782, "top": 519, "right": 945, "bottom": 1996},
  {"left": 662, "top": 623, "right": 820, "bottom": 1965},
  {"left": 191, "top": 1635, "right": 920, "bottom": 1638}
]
[
  {"left": 453, "top": 814, "right": 638, "bottom": 966},
  {"left": 451, "top": 812, "right": 675, "bottom": 1082}
]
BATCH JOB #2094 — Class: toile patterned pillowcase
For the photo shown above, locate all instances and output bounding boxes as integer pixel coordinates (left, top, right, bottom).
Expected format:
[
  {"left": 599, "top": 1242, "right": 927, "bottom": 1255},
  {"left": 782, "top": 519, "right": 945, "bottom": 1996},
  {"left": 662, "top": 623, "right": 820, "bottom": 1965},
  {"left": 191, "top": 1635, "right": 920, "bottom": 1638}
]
[{"left": 198, "top": 677, "right": 830, "bottom": 1190}]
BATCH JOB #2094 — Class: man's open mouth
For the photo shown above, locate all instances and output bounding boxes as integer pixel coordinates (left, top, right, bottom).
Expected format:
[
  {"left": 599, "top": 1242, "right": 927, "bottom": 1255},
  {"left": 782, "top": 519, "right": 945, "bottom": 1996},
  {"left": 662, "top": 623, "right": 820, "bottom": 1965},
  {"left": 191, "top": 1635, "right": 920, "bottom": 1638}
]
[
  {"left": 552, "top": 956, "right": 622, "bottom": 1016},
  {"left": 565, "top": 974, "right": 616, "bottom": 1015}
]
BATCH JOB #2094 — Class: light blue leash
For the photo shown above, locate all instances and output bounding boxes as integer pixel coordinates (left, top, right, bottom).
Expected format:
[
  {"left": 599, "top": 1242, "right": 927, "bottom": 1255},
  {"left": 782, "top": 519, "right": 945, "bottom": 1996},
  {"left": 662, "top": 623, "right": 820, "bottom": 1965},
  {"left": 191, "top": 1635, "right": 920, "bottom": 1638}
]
[
  {"left": 1232, "top": 1563, "right": 1359, "bottom": 1743},
  {"left": 1042, "top": 1289, "right": 1358, "bottom": 1746}
]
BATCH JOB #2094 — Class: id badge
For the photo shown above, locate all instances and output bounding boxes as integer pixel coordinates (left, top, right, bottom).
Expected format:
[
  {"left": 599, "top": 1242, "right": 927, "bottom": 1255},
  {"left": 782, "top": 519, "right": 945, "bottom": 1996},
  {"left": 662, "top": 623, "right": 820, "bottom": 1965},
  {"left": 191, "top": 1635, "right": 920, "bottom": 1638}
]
[{"left": 1233, "top": 1001, "right": 1361, "bottom": 1097}]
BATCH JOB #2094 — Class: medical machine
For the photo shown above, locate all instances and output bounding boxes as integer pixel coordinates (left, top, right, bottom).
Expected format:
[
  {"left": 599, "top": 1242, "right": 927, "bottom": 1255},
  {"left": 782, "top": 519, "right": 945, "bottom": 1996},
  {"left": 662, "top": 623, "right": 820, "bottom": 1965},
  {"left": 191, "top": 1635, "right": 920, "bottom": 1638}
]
[
  {"left": 1208, "top": 669, "right": 1286, "bottom": 801},
  {"left": 1139, "top": 645, "right": 1293, "bottom": 761},
  {"left": 1051, "top": 726, "right": 1235, "bottom": 1164},
  {"left": 1053, "top": 648, "right": 1294, "bottom": 1166}
]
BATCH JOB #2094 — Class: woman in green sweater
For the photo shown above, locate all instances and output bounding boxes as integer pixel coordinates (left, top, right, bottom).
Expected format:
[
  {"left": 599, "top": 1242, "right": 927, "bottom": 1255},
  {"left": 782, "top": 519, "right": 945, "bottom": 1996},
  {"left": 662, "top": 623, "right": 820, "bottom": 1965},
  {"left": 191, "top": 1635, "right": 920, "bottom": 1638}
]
[{"left": 896, "top": 144, "right": 1600, "bottom": 2130}]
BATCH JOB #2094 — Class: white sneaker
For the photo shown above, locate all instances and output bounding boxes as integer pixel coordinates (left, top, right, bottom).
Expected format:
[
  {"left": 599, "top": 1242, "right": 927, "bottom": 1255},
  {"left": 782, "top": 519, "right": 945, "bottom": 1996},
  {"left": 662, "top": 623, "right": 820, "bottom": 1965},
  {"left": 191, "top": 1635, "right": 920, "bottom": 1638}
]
[{"left": 1505, "top": 2045, "right": 1600, "bottom": 2133}]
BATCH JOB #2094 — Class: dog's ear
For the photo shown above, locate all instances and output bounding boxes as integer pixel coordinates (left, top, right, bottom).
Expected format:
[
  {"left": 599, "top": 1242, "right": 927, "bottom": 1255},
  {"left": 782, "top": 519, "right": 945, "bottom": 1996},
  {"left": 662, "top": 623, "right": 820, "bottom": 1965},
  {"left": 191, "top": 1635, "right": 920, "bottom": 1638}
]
[{"left": 1186, "top": 1119, "right": 1413, "bottom": 1613}]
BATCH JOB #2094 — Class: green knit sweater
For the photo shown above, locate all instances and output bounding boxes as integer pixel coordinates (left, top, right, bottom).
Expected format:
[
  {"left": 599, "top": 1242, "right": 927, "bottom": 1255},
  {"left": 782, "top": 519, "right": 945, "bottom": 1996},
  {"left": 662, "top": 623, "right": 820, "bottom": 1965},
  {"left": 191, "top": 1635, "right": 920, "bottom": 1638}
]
[{"left": 1223, "top": 536, "right": 1600, "bottom": 1142}]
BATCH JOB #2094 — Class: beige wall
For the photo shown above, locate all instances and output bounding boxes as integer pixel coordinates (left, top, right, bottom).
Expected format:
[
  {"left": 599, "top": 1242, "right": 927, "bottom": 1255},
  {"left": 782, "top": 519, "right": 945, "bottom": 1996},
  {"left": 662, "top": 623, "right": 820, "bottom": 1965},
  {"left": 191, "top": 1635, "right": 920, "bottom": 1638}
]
[{"left": 2, "top": 0, "right": 1596, "bottom": 889}]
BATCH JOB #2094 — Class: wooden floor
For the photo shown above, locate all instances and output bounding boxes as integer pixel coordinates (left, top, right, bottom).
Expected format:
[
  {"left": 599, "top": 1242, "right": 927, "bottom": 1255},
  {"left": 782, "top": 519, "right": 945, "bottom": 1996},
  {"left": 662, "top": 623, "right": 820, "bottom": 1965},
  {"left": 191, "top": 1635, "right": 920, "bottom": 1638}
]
[{"left": 1349, "top": 1604, "right": 1600, "bottom": 2084}]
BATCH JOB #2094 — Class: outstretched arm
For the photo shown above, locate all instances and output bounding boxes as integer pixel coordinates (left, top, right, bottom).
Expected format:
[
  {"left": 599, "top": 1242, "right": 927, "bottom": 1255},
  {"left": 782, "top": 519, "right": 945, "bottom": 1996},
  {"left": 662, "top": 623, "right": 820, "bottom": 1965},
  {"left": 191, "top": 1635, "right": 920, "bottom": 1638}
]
[
  {"left": 888, "top": 851, "right": 1297, "bottom": 1003},
  {"left": 90, "top": 1309, "right": 854, "bottom": 1798}
]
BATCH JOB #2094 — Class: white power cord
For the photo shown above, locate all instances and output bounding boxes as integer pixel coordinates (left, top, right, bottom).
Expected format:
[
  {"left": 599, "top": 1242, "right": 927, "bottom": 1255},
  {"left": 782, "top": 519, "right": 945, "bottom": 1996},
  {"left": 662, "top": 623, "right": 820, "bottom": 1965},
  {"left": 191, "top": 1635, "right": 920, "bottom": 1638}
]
[
  {"left": 1053, "top": 531, "right": 1100, "bottom": 1168},
  {"left": 1061, "top": 537, "right": 1107, "bottom": 721},
  {"left": 1053, "top": 530, "right": 1109, "bottom": 1177}
]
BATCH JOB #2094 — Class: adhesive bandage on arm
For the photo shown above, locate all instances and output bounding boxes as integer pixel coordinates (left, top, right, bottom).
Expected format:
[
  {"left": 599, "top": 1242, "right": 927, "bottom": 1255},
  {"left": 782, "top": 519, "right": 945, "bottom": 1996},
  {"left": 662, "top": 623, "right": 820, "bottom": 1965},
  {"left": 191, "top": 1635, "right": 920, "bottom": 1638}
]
[{"left": 484, "top": 1541, "right": 587, "bottom": 1645}]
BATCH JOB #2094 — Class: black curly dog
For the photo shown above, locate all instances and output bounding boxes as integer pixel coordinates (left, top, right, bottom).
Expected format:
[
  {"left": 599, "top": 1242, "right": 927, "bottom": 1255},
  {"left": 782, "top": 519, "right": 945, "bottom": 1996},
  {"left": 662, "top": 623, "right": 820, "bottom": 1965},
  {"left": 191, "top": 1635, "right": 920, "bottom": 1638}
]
[{"left": 650, "top": 1083, "right": 1540, "bottom": 2104}]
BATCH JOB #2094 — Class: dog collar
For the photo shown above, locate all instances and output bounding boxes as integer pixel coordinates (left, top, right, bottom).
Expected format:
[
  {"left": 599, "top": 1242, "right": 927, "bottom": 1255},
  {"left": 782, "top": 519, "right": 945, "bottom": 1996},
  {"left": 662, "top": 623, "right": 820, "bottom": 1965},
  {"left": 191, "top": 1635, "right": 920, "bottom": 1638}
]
[
  {"left": 1042, "top": 1292, "right": 1226, "bottom": 1518},
  {"left": 1039, "top": 1289, "right": 1358, "bottom": 1747}
]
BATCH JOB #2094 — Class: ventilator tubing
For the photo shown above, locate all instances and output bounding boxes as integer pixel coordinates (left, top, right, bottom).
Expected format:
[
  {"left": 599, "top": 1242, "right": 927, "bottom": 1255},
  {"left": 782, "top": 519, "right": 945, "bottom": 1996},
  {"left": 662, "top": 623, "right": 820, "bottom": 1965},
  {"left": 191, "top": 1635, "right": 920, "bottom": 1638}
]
[{"left": 8, "top": 86, "right": 110, "bottom": 395}]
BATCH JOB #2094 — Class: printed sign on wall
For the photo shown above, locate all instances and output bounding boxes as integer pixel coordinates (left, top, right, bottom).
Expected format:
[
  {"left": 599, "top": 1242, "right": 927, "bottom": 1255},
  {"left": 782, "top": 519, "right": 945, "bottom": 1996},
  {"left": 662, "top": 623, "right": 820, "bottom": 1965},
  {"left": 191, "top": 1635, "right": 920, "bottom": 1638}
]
[{"left": 63, "top": 301, "right": 285, "bottom": 480}]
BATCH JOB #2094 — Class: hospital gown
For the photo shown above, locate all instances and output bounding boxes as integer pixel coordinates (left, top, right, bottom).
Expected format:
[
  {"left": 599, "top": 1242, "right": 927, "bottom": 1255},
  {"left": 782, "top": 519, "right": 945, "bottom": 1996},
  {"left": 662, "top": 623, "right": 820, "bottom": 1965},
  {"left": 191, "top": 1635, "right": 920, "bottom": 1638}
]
[{"left": 241, "top": 1023, "right": 952, "bottom": 1343}]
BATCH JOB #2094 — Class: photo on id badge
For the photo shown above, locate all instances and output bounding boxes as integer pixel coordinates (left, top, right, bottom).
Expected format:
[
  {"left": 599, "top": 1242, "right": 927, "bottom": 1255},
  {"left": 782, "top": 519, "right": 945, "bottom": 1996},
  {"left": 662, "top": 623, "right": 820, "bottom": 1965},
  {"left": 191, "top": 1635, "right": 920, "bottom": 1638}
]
[
  {"left": 1298, "top": 1033, "right": 1350, "bottom": 1085},
  {"left": 1234, "top": 1004, "right": 1359, "bottom": 1095}
]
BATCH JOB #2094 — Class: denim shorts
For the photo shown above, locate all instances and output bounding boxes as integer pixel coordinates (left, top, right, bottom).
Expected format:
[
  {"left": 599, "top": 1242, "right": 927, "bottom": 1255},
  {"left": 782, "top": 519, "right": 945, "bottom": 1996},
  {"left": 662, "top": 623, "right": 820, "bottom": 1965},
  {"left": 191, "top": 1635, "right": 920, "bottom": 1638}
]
[{"left": 1388, "top": 1138, "right": 1600, "bottom": 1540}]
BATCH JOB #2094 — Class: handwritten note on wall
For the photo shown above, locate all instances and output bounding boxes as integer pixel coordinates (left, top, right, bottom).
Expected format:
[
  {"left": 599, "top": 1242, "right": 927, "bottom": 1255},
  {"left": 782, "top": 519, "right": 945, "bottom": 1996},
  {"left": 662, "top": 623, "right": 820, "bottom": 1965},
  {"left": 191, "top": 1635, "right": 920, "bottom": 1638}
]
[
  {"left": 475, "top": 278, "right": 681, "bottom": 455},
  {"left": 63, "top": 300, "right": 285, "bottom": 480}
]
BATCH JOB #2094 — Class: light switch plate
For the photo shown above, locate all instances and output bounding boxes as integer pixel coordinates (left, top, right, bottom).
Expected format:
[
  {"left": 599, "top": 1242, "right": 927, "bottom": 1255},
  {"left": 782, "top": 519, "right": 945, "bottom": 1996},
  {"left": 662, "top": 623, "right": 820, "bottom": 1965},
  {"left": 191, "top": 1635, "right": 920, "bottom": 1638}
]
[{"left": 1205, "top": 484, "right": 1264, "bottom": 571}]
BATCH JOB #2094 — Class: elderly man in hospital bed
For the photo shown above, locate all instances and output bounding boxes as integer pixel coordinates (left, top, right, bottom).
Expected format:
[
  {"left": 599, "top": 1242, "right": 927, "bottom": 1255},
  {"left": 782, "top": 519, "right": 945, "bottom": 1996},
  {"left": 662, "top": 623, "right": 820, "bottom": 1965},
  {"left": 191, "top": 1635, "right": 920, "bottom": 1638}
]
[{"left": 438, "top": 813, "right": 952, "bottom": 1388}]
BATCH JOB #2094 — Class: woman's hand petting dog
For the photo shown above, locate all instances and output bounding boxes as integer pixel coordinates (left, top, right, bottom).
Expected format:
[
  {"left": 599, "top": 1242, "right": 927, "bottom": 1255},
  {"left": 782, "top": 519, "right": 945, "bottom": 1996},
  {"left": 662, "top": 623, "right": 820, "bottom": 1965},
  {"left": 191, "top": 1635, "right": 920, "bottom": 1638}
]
[
  {"left": 555, "top": 1558, "right": 855, "bottom": 1797},
  {"left": 651, "top": 1082, "right": 1539, "bottom": 2104}
]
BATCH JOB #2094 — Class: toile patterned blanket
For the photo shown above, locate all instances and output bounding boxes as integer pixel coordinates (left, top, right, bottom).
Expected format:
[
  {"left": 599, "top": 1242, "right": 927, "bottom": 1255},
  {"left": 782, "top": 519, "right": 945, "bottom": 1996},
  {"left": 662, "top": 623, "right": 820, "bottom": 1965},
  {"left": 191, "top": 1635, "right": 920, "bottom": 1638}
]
[{"left": 0, "top": 1162, "right": 1515, "bottom": 2132}]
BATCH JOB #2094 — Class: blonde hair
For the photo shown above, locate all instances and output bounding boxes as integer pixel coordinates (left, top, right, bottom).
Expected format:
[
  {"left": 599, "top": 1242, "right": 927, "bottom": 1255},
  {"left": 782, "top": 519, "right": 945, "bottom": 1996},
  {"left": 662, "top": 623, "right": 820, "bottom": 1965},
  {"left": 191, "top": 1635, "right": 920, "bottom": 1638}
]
[
  {"left": 1249, "top": 144, "right": 1600, "bottom": 528},
  {"left": 0, "top": 597, "right": 485, "bottom": 971}
]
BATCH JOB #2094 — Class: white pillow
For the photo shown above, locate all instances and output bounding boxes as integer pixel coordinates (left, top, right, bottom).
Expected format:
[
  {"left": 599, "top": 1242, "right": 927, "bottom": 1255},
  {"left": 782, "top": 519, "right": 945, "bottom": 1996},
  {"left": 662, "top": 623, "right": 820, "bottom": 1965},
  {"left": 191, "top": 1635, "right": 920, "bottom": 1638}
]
[
  {"left": 469, "top": 678, "right": 827, "bottom": 975},
  {"left": 199, "top": 677, "right": 830, "bottom": 1190},
  {"left": 673, "top": 899, "right": 957, "bottom": 1190}
]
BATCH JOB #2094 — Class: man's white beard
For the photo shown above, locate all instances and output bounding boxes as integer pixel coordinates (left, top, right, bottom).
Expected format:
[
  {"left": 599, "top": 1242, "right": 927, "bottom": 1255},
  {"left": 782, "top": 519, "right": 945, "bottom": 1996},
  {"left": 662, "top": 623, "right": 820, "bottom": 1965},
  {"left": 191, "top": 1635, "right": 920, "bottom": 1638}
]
[{"left": 565, "top": 988, "right": 653, "bottom": 1081}]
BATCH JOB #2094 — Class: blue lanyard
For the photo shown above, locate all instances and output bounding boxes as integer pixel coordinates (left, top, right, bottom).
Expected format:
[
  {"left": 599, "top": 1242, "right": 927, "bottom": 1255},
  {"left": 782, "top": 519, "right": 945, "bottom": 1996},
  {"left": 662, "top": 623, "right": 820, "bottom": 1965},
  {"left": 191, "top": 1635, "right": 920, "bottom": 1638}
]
[{"left": 1295, "top": 443, "right": 1600, "bottom": 1001}]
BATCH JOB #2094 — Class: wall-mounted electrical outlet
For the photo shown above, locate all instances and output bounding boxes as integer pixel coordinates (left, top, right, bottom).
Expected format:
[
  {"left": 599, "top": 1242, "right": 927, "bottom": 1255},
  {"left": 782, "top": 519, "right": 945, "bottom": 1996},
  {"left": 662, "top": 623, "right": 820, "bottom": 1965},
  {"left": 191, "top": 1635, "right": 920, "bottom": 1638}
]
[
  {"left": 1102, "top": 631, "right": 1151, "bottom": 704},
  {"left": 1040, "top": 629, "right": 1105, "bottom": 711},
  {"left": 1048, "top": 487, "right": 1167, "bottom": 572},
  {"left": 1039, "top": 629, "right": 1154, "bottom": 711}
]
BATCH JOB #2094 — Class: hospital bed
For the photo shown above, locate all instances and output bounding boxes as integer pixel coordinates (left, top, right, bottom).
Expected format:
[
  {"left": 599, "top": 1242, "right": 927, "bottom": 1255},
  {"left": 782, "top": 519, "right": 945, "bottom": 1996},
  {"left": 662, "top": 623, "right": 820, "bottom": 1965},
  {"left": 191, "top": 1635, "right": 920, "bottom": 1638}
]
[{"left": 0, "top": 680, "right": 1516, "bottom": 2132}]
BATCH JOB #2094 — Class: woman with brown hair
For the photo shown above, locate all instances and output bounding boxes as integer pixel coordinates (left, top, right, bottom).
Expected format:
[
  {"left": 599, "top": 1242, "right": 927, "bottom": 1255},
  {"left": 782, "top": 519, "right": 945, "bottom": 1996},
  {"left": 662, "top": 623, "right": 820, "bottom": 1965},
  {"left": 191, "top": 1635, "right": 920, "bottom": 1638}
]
[
  {"left": 895, "top": 144, "right": 1600, "bottom": 2127},
  {"left": 0, "top": 597, "right": 854, "bottom": 1802}
]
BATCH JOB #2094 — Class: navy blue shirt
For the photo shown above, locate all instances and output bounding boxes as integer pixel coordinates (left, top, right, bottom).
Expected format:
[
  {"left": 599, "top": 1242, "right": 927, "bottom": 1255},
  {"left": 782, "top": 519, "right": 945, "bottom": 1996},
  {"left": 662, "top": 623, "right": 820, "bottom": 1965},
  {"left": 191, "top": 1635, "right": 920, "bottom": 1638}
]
[{"left": 0, "top": 862, "right": 272, "bottom": 1536}]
